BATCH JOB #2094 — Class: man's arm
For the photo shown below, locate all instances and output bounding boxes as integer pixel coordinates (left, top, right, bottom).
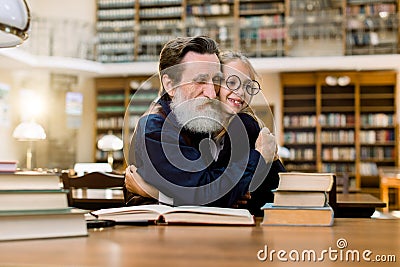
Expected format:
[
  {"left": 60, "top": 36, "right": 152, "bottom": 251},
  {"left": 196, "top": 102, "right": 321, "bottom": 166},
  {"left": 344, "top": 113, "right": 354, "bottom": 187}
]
[{"left": 132, "top": 114, "right": 258, "bottom": 207}]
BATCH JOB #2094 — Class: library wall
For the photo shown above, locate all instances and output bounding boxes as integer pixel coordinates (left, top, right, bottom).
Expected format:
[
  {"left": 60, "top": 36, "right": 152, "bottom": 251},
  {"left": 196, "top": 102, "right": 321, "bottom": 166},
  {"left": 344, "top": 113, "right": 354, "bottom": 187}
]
[
  {"left": 257, "top": 72, "right": 282, "bottom": 139},
  {"left": 0, "top": 69, "right": 20, "bottom": 162},
  {"left": 28, "top": 0, "right": 96, "bottom": 23}
]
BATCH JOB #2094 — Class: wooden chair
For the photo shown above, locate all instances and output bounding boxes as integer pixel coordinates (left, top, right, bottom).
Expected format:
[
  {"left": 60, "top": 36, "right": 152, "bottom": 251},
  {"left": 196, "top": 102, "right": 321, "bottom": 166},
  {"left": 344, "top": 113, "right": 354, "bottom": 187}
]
[
  {"left": 379, "top": 167, "right": 400, "bottom": 212},
  {"left": 61, "top": 171, "right": 125, "bottom": 210}
]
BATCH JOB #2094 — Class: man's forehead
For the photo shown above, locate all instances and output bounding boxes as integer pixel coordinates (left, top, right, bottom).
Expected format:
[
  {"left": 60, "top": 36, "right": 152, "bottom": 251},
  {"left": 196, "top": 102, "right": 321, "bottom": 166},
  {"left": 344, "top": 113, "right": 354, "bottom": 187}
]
[{"left": 180, "top": 61, "right": 221, "bottom": 78}]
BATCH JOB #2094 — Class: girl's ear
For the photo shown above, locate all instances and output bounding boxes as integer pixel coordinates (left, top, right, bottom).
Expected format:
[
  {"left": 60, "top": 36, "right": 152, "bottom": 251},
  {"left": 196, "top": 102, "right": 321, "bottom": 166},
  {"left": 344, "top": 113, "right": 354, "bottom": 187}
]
[{"left": 162, "top": 74, "right": 176, "bottom": 97}]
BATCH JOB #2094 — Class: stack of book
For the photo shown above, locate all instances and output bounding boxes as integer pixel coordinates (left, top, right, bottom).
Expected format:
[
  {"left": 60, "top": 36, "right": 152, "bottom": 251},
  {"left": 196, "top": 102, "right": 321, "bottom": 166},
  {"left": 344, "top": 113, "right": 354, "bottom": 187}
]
[
  {"left": 0, "top": 171, "right": 88, "bottom": 241},
  {"left": 261, "top": 172, "right": 335, "bottom": 226}
]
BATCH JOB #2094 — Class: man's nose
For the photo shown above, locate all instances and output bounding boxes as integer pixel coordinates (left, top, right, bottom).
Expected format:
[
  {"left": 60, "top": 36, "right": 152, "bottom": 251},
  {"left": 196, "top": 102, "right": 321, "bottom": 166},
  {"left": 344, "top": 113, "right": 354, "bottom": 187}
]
[{"left": 202, "top": 82, "right": 217, "bottom": 99}]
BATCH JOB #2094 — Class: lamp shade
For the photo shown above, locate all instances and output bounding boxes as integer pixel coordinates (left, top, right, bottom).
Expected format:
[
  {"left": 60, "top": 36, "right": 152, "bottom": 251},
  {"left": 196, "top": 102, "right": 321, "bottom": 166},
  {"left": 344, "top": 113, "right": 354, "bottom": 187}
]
[
  {"left": 278, "top": 145, "right": 291, "bottom": 159},
  {"left": 97, "top": 133, "right": 123, "bottom": 152},
  {"left": 0, "top": 0, "right": 30, "bottom": 48},
  {"left": 12, "top": 121, "right": 46, "bottom": 141}
]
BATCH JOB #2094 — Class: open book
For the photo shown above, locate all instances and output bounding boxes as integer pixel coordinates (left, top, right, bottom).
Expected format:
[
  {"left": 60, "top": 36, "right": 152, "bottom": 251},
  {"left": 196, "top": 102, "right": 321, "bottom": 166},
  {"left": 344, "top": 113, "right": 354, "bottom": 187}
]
[{"left": 91, "top": 204, "right": 255, "bottom": 226}]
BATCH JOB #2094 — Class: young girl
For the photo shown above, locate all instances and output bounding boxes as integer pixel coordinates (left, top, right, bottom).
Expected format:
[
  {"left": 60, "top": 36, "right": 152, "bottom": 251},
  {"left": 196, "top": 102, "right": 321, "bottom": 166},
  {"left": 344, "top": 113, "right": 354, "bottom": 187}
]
[
  {"left": 218, "top": 50, "right": 286, "bottom": 215},
  {"left": 217, "top": 50, "right": 277, "bottom": 164}
]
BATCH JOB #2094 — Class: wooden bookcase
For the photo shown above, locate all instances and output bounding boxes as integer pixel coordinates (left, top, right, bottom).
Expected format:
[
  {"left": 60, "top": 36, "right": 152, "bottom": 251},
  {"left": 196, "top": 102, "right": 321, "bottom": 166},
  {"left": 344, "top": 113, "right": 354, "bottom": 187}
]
[
  {"left": 186, "top": 0, "right": 236, "bottom": 52},
  {"left": 96, "top": 0, "right": 136, "bottom": 63},
  {"left": 345, "top": 0, "right": 399, "bottom": 55},
  {"left": 281, "top": 72, "right": 318, "bottom": 172},
  {"left": 95, "top": 76, "right": 158, "bottom": 170},
  {"left": 136, "top": 0, "right": 185, "bottom": 61},
  {"left": 281, "top": 70, "right": 398, "bottom": 195},
  {"left": 95, "top": 0, "right": 400, "bottom": 62},
  {"left": 238, "top": 0, "right": 286, "bottom": 57},
  {"left": 286, "top": 0, "right": 344, "bottom": 57}
]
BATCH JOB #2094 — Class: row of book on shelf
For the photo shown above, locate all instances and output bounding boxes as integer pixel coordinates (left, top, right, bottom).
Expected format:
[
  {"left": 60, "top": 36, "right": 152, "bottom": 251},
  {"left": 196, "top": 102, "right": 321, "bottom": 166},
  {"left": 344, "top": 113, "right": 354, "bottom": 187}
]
[
  {"left": 284, "top": 113, "right": 394, "bottom": 128},
  {"left": 284, "top": 129, "right": 394, "bottom": 144},
  {"left": 288, "top": 146, "right": 394, "bottom": 162}
]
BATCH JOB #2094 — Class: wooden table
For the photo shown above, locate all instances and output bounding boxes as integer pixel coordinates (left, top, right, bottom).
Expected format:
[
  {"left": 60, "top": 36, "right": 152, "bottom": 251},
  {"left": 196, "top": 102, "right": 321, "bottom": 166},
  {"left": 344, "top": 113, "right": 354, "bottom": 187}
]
[
  {"left": 336, "top": 193, "right": 386, "bottom": 218},
  {"left": 0, "top": 218, "right": 398, "bottom": 267}
]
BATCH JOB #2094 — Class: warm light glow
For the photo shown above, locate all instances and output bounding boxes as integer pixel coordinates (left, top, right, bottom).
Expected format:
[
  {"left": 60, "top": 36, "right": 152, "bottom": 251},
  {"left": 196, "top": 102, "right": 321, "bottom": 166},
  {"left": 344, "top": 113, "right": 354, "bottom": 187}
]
[
  {"left": 325, "top": 76, "right": 337, "bottom": 86},
  {"left": 325, "top": 75, "right": 351, "bottom": 86},
  {"left": 337, "top": 76, "right": 351, "bottom": 86},
  {"left": 379, "top": 11, "right": 389, "bottom": 19},
  {"left": 19, "top": 89, "right": 45, "bottom": 120}
]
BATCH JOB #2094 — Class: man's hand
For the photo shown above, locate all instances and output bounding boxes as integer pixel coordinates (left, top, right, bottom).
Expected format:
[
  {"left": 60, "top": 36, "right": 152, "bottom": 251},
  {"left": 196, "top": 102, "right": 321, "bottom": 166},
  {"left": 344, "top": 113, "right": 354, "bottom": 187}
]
[
  {"left": 255, "top": 127, "right": 279, "bottom": 163},
  {"left": 125, "top": 165, "right": 159, "bottom": 198}
]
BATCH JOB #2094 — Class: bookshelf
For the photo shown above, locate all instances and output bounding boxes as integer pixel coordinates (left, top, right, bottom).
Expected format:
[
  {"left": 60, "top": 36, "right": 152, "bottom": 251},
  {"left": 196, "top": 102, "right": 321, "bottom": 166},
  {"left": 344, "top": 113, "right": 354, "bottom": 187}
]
[
  {"left": 345, "top": 0, "right": 399, "bottom": 55},
  {"left": 358, "top": 72, "right": 397, "bottom": 194},
  {"left": 95, "top": 0, "right": 400, "bottom": 62},
  {"left": 96, "top": 0, "right": 136, "bottom": 63},
  {"left": 186, "top": 0, "right": 236, "bottom": 51},
  {"left": 281, "top": 70, "right": 398, "bottom": 196},
  {"left": 137, "top": 0, "right": 185, "bottom": 61},
  {"left": 95, "top": 76, "right": 158, "bottom": 169},
  {"left": 318, "top": 72, "right": 357, "bottom": 190},
  {"left": 286, "top": 0, "right": 344, "bottom": 56},
  {"left": 281, "top": 72, "right": 318, "bottom": 172},
  {"left": 239, "top": 0, "right": 286, "bottom": 57}
]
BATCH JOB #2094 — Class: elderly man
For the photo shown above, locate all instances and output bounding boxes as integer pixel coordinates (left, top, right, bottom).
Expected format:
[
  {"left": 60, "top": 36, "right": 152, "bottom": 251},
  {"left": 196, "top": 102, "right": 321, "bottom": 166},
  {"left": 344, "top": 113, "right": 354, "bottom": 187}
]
[{"left": 125, "top": 36, "right": 285, "bottom": 211}]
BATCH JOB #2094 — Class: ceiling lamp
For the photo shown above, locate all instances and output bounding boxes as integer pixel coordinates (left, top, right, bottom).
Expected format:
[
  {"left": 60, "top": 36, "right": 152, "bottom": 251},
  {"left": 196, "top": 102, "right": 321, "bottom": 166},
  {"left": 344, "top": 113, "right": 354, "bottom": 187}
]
[
  {"left": 325, "top": 76, "right": 337, "bottom": 86},
  {"left": 325, "top": 75, "right": 351, "bottom": 87}
]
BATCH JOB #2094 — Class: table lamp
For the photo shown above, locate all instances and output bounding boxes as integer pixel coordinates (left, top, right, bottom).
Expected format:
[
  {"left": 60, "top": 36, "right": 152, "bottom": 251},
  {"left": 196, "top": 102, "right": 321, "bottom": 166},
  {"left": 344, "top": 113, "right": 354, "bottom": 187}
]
[
  {"left": 0, "top": 0, "right": 30, "bottom": 48},
  {"left": 97, "top": 132, "right": 123, "bottom": 169},
  {"left": 12, "top": 120, "right": 46, "bottom": 170}
]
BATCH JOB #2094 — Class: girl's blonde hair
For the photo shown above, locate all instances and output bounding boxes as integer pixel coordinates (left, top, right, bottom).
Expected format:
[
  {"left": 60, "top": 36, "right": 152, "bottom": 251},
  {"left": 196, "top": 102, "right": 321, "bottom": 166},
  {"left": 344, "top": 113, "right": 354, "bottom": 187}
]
[{"left": 220, "top": 50, "right": 260, "bottom": 81}]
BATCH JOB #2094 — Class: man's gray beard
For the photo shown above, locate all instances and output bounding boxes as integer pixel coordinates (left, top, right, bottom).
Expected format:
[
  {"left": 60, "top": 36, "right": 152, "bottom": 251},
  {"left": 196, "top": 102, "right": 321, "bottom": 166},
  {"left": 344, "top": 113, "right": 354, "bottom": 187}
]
[{"left": 171, "top": 93, "right": 224, "bottom": 134}]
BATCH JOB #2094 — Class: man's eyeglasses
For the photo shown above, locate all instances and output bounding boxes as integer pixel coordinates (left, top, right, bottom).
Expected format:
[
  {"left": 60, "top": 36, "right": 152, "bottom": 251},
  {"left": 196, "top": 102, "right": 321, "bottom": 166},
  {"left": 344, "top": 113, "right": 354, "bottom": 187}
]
[{"left": 225, "top": 75, "right": 261, "bottom": 96}]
